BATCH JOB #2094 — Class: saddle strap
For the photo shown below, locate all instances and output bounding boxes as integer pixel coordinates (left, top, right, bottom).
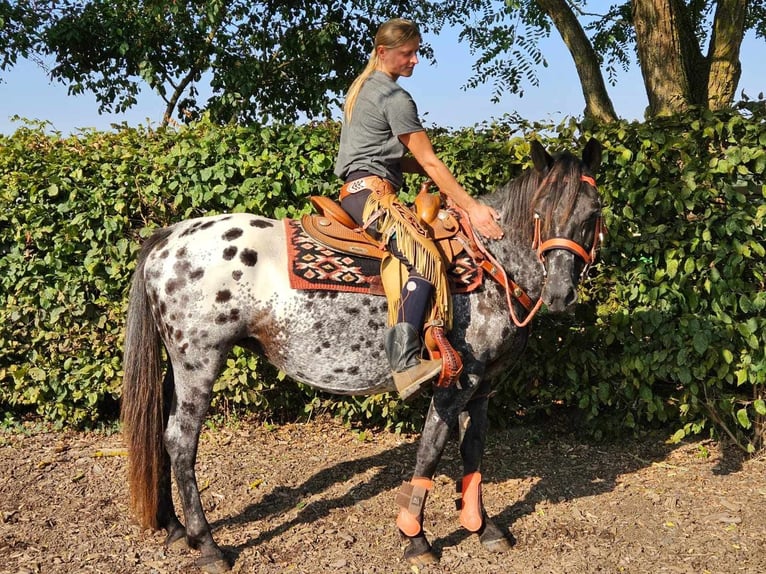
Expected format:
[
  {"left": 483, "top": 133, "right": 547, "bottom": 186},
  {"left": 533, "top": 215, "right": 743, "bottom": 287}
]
[{"left": 424, "top": 325, "right": 463, "bottom": 388}]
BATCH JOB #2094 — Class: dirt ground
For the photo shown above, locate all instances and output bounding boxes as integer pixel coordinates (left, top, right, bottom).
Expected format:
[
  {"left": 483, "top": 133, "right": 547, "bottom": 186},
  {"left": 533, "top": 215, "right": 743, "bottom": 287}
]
[{"left": 1, "top": 415, "right": 765, "bottom": 574}]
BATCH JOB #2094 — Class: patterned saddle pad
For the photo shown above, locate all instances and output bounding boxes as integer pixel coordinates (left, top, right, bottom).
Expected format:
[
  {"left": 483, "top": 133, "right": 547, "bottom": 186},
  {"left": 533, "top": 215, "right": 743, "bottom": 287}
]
[{"left": 284, "top": 219, "right": 483, "bottom": 296}]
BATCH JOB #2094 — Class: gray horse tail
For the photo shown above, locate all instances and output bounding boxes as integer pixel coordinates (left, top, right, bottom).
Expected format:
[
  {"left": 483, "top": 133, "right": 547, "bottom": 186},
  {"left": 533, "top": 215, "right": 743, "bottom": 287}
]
[{"left": 120, "top": 228, "right": 173, "bottom": 530}]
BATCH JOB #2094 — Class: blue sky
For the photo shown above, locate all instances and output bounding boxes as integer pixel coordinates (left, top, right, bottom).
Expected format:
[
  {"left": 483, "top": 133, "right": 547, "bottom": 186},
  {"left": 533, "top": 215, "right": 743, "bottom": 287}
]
[{"left": 0, "top": 28, "right": 762, "bottom": 135}]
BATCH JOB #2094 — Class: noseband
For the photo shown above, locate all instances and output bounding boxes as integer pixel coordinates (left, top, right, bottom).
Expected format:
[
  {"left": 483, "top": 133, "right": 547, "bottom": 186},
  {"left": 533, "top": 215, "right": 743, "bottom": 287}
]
[{"left": 531, "top": 174, "right": 605, "bottom": 276}]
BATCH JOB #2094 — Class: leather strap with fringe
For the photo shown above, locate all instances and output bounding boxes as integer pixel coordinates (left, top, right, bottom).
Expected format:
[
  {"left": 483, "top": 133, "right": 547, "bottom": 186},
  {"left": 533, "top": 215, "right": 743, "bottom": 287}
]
[{"left": 363, "top": 191, "right": 452, "bottom": 329}]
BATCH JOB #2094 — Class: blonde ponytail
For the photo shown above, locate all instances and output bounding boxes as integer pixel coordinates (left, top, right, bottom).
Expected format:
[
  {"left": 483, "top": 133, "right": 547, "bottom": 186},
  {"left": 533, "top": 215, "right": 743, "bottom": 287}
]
[{"left": 343, "top": 18, "right": 421, "bottom": 121}]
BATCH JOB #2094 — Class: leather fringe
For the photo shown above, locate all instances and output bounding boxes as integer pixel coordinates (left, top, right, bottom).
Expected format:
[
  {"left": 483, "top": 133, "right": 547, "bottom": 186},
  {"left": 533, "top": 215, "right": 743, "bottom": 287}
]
[{"left": 364, "top": 193, "right": 452, "bottom": 329}]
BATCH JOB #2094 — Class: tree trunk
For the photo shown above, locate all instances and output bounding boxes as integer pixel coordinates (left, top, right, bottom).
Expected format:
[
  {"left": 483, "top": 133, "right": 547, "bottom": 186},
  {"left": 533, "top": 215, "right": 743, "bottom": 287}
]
[
  {"left": 536, "top": 0, "right": 618, "bottom": 123},
  {"left": 707, "top": 0, "right": 748, "bottom": 110},
  {"left": 631, "top": 0, "right": 704, "bottom": 116}
]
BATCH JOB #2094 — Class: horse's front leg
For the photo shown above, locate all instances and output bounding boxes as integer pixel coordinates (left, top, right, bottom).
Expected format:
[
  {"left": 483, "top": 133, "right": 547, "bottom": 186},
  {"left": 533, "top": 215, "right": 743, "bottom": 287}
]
[
  {"left": 396, "top": 371, "right": 481, "bottom": 564},
  {"left": 457, "top": 379, "right": 514, "bottom": 553}
]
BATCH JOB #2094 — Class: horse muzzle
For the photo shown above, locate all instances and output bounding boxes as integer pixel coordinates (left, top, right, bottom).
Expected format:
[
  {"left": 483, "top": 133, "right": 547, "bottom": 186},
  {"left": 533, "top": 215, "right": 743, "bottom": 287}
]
[{"left": 540, "top": 251, "right": 580, "bottom": 312}]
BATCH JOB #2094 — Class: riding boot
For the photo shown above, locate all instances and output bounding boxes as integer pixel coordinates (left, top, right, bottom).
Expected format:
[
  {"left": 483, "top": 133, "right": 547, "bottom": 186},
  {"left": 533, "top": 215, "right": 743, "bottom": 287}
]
[{"left": 384, "top": 323, "right": 442, "bottom": 401}]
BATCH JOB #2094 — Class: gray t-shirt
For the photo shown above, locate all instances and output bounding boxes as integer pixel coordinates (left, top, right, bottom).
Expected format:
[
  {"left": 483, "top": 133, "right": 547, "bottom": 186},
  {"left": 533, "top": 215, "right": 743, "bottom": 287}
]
[{"left": 334, "top": 71, "right": 424, "bottom": 190}]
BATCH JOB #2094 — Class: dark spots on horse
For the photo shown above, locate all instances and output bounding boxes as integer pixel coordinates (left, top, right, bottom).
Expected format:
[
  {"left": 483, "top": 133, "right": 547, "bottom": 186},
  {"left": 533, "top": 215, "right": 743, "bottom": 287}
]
[
  {"left": 347, "top": 366, "right": 360, "bottom": 375},
  {"left": 250, "top": 219, "right": 274, "bottom": 228},
  {"left": 201, "top": 221, "right": 215, "bottom": 230},
  {"left": 190, "top": 268, "right": 204, "bottom": 280},
  {"left": 232, "top": 270, "right": 243, "bottom": 281},
  {"left": 166, "top": 278, "right": 185, "bottom": 294},
  {"left": 173, "top": 260, "right": 192, "bottom": 277},
  {"left": 215, "top": 313, "right": 228, "bottom": 325},
  {"left": 216, "top": 290, "right": 232, "bottom": 303},
  {"left": 176, "top": 247, "right": 187, "bottom": 259},
  {"left": 314, "top": 346, "right": 322, "bottom": 354},
  {"left": 159, "top": 250, "right": 170, "bottom": 259},
  {"left": 174, "top": 329, "right": 184, "bottom": 341},
  {"left": 180, "top": 342, "right": 189, "bottom": 354},
  {"left": 214, "top": 309, "right": 241, "bottom": 324},
  {"left": 180, "top": 401, "right": 199, "bottom": 417},
  {"left": 322, "top": 341, "right": 331, "bottom": 349},
  {"left": 223, "top": 246, "right": 238, "bottom": 260},
  {"left": 156, "top": 238, "right": 169, "bottom": 251},
  {"left": 223, "top": 228, "right": 243, "bottom": 241},
  {"left": 367, "top": 319, "right": 381, "bottom": 330},
  {"left": 344, "top": 307, "right": 360, "bottom": 316},
  {"left": 371, "top": 351, "right": 380, "bottom": 360},
  {"left": 312, "top": 321, "right": 322, "bottom": 331},
  {"left": 159, "top": 301, "right": 167, "bottom": 315},
  {"left": 329, "top": 292, "right": 338, "bottom": 299},
  {"left": 362, "top": 297, "right": 372, "bottom": 306},
  {"left": 183, "top": 361, "right": 202, "bottom": 371},
  {"left": 240, "top": 249, "right": 258, "bottom": 266},
  {"left": 350, "top": 343, "right": 361, "bottom": 352}
]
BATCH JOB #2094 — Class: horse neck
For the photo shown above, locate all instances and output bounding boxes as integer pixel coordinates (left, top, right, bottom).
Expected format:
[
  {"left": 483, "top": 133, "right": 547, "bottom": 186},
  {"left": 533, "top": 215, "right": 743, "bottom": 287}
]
[{"left": 481, "top": 176, "right": 547, "bottom": 297}]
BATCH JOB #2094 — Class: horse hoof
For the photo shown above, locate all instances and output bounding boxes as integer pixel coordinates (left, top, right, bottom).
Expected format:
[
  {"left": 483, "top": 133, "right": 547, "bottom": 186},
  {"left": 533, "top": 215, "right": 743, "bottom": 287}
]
[
  {"left": 402, "top": 533, "right": 439, "bottom": 565},
  {"left": 164, "top": 527, "right": 189, "bottom": 552},
  {"left": 196, "top": 555, "right": 232, "bottom": 574},
  {"left": 478, "top": 519, "right": 515, "bottom": 553}
]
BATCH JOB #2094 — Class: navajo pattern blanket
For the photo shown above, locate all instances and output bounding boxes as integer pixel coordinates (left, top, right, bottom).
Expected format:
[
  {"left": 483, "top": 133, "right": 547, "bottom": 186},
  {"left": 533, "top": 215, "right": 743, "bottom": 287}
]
[{"left": 285, "top": 219, "right": 483, "bottom": 296}]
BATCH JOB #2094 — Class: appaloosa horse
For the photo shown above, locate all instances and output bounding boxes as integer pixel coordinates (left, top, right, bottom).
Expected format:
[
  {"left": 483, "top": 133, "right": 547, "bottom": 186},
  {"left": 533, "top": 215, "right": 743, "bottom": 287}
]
[{"left": 121, "top": 139, "right": 603, "bottom": 572}]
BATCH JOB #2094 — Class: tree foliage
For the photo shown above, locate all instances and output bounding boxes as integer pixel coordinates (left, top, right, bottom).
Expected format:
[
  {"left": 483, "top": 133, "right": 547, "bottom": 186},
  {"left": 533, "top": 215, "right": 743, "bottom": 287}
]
[
  {"left": 4, "top": 0, "right": 437, "bottom": 124},
  {"left": 439, "top": 0, "right": 763, "bottom": 121},
  {"left": 1, "top": 1, "right": 763, "bottom": 123}
]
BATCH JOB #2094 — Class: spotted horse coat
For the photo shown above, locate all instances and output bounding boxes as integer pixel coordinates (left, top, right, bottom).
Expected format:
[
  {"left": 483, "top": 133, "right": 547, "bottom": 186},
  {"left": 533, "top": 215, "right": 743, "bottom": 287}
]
[{"left": 121, "top": 139, "right": 604, "bottom": 573}]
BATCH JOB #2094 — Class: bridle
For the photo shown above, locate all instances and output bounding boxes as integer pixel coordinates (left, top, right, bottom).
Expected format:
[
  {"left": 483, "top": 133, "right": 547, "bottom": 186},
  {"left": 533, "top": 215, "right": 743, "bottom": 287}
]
[
  {"left": 532, "top": 174, "right": 605, "bottom": 279},
  {"left": 507, "top": 172, "right": 605, "bottom": 327},
  {"left": 447, "top": 171, "right": 605, "bottom": 329}
]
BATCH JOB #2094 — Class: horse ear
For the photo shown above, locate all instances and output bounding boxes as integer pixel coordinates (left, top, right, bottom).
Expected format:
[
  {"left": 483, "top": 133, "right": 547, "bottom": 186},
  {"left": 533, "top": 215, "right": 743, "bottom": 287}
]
[
  {"left": 530, "top": 140, "right": 553, "bottom": 173},
  {"left": 582, "top": 138, "right": 602, "bottom": 174}
]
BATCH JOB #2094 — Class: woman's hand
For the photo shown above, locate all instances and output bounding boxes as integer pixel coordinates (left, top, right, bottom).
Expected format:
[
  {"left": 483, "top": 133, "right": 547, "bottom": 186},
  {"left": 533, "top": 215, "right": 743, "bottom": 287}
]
[{"left": 466, "top": 200, "right": 504, "bottom": 241}]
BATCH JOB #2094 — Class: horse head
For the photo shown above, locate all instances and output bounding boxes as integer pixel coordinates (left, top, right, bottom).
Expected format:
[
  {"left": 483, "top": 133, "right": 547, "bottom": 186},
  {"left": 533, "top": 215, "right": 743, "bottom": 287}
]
[{"left": 529, "top": 138, "right": 603, "bottom": 312}]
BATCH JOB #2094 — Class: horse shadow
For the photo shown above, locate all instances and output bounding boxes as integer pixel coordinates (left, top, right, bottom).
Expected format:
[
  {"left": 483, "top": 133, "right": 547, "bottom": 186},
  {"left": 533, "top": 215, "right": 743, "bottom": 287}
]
[
  {"left": 211, "top": 438, "right": 415, "bottom": 561},
  {"left": 211, "top": 418, "right": 678, "bottom": 563}
]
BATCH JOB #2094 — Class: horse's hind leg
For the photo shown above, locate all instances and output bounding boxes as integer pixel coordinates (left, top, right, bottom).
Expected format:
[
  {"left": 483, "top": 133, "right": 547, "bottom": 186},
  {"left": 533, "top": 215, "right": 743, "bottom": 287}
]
[
  {"left": 158, "top": 368, "right": 187, "bottom": 548},
  {"left": 164, "top": 352, "right": 231, "bottom": 573},
  {"left": 458, "top": 380, "right": 513, "bottom": 553}
]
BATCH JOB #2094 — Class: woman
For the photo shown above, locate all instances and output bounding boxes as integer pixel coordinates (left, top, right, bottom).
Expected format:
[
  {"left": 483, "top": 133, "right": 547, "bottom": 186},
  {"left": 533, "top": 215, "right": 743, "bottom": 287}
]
[{"left": 334, "top": 18, "right": 504, "bottom": 400}]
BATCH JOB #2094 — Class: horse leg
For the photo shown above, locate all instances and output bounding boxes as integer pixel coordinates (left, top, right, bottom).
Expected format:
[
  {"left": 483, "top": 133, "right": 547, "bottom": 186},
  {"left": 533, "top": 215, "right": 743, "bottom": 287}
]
[
  {"left": 158, "top": 368, "right": 187, "bottom": 549},
  {"left": 396, "top": 375, "right": 482, "bottom": 564},
  {"left": 164, "top": 354, "right": 231, "bottom": 574},
  {"left": 457, "top": 380, "right": 513, "bottom": 553}
]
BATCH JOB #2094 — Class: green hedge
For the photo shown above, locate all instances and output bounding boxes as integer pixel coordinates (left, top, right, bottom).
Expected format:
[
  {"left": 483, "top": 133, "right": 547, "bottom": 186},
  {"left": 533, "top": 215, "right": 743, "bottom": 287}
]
[{"left": 1, "top": 109, "right": 764, "bottom": 450}]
